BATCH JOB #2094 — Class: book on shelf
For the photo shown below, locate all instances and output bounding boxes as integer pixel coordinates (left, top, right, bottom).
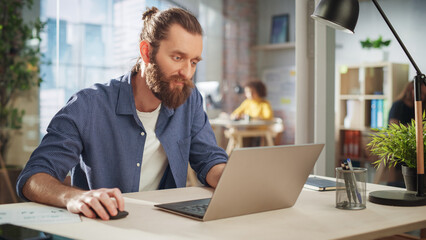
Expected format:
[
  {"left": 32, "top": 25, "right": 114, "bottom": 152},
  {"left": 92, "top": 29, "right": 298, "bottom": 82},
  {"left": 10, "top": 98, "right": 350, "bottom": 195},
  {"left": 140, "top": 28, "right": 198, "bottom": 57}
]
[
  {"left": 342, "top": 130, "right": 360, "bottom": 159},
  {"left": 304, "top": 176, "right": 336, "bottom": 191},
  {"left": 344, "top": 100, "right": 362, "bottom": 128},
  {"left": 382, "top": 66, "right": 389, "bottom": 96},
  {"left": 383, "top": 99, "right": 389, "bottom": 126},
  {"left": 370, "top": 99, "right": 377, "bottom": 129},
  {"left": 377, "top": 99, "right": 384, "bottom": 128},
  {"left": 370, "top": 99, "right": 386, "bottom": 129}
]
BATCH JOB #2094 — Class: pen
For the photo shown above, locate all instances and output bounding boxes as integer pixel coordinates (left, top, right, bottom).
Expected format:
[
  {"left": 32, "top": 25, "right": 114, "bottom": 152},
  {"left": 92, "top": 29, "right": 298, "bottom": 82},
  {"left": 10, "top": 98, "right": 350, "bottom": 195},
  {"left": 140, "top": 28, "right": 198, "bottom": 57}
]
[
  {"left": 340, "top": 161, "right": 352, "bottom": 204},
  {"left": 343, "top": 160, "right": 357, "bottom": 204},
  {"left": 346, "top": 158, "right": 362, "bottom": 204}
]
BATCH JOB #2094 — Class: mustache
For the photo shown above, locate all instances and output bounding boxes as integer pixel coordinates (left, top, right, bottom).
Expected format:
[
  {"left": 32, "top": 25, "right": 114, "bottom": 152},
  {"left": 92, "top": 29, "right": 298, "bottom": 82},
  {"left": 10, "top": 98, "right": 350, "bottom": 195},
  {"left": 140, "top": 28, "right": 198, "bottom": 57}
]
[
  {"left": 166, "top": 75, "right": 195, "bottom": 88},
  {"left": 166, "top": 75, "right": 191, "bottom": 83}
]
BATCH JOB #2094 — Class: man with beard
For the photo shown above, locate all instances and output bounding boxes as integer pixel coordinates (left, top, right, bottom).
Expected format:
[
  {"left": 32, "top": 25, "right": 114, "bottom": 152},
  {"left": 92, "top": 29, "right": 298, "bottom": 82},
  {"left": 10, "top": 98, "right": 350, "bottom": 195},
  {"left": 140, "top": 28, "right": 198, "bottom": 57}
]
[{"left": 16, "top": 7, "right": 228, "bottom": 220}]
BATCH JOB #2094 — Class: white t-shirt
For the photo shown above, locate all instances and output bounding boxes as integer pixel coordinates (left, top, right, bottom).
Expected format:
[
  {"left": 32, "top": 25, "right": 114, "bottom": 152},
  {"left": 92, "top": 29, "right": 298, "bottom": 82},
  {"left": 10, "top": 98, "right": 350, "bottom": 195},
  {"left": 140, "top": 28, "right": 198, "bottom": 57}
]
[{"left": 136, "top": 104, "right": 168, "bottom": 191}]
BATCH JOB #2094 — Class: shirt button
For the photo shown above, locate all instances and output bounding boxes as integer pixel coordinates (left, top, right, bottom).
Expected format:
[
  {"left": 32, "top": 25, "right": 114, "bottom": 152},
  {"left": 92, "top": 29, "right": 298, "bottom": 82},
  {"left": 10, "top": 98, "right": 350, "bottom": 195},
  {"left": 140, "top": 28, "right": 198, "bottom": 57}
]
[
  {"left": 140, "top": 132, "right": 145, "bottom": 136},
  {"left": 137, "top": 163, "right": 140, "bottom": 167}
]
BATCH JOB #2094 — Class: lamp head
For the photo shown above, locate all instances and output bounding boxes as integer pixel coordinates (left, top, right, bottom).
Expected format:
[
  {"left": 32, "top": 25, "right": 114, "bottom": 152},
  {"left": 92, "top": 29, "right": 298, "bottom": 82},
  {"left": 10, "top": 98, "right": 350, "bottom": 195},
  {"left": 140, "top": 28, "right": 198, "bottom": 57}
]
[{"left": 311, "top": 0, "right": 359, "bottom": 34}]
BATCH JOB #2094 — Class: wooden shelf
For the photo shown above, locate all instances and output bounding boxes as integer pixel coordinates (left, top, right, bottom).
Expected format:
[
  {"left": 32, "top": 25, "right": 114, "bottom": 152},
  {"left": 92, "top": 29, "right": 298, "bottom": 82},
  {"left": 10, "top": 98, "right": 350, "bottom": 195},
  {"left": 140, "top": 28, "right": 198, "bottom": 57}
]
[
  {"left": 336, "top": 62, "right": 409, "bottom": 168},
  {"left": 339, "top": 126, "right": 367, "bottom": 131},
  {"left": 339, "top": 95, "right": 386, "bottom": 100},
  {"left": 364, "top": 95, "right": 386, "bottom": 100},
  {"left": 339, "top": 95, "right": 363, "bottom": 100},
  {"left": 339, "top": 126, "right": 378, "bottom": 132},
  {"left": 252, "top": 42, "right": 295, "bottom": 51}
]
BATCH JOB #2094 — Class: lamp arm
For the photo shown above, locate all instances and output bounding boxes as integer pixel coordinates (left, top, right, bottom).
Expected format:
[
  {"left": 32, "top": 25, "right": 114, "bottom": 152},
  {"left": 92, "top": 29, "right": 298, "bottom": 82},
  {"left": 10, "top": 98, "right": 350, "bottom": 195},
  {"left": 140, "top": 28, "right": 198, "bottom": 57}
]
[
  {"left": 414, "top": 74, "right": 425, "bottom": 196},
  {"left": 371, "top": 0, "right": 422, "bottom": 75},
  {"left": 372, "top": 0, "right": 425, "bottom": 197}
]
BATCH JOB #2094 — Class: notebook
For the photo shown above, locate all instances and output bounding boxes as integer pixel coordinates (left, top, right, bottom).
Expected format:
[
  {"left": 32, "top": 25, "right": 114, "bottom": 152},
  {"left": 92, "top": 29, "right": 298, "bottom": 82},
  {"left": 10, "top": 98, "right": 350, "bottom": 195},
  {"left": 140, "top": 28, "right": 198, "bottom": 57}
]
[
  {"left": 304, "top": 176, "right": 336, "bottom": 191},
  {"left": 155, "top": 143, "right": 325, "bottom": 221}
]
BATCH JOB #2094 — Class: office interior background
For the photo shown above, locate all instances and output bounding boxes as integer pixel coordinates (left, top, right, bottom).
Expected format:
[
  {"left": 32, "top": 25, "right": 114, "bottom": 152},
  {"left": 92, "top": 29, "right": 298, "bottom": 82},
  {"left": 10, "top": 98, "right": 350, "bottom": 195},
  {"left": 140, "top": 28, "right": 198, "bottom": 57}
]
[{"left": 2, "top": 0, "right": 426, "bottom": 199}]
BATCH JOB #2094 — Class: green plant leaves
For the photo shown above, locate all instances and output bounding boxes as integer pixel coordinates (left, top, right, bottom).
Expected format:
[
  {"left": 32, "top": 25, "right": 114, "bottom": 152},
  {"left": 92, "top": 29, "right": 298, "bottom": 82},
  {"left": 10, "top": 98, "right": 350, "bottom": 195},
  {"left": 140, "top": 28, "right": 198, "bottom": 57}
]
[
  {"left": 0, "top": 0, "right": 45, "bottom": 160},
  {"left": 360, "top": 38, "right": 372, "bottom": 48},
  {"left": 360, "top": 35, "right": 391, "bottom": 49},
  {"left": 367, "top": 116, "right": 426, "bottom": 169}
]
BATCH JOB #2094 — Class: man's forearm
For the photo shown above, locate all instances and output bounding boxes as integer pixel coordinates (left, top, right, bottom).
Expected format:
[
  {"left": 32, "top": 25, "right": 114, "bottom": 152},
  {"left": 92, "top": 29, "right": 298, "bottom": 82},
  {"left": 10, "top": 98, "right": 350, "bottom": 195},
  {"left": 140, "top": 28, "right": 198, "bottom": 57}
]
[
  {"left": 22, "top": 172, "right": 84, "bottom": 208},
  {"left": 206, "top": 163, "right": 226, "bottom": 188},
  {"left": 22, "top": 172, "right": 125, "bottom": 220}
]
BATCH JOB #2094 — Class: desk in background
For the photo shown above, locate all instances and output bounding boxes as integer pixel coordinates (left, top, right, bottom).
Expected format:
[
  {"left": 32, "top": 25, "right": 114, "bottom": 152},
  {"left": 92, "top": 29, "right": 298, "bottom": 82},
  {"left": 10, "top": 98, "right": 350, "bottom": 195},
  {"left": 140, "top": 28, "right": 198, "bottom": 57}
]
[
  {"left": 188, "top": 118, "right": 283, "bottom": 187},
  {"left": 209, "top": 118, "right": 284, "bottom": 155},
  {"left": 2, "top": 181, "right": 426, "bottom": 240}
]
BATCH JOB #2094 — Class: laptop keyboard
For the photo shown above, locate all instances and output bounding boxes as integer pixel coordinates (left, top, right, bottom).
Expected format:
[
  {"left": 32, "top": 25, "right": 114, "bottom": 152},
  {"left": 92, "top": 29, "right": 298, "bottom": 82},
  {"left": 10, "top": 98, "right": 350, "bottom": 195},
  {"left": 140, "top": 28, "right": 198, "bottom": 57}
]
[{"left": 179, "top": 204, "right": 209, "bottom": 215}]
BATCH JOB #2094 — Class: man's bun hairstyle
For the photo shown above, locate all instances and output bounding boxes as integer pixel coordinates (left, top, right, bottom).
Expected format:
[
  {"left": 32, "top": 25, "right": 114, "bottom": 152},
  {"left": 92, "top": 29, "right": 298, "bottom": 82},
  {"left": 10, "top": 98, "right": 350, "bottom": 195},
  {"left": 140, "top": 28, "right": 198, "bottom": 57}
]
[{"left": 142, "top": 6, "right": 159, "bottom": 20}]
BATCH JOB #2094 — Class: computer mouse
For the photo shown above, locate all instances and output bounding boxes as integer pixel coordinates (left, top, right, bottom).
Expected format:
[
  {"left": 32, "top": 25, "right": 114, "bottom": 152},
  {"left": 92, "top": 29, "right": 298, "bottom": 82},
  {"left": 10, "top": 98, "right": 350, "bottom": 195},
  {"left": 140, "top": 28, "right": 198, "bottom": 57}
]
[
  {"left": 95, "top": 209, "right": 129, "bottom": 220},
  {"left": 109, "top": 209, "right": 129, "bottom": 220}
]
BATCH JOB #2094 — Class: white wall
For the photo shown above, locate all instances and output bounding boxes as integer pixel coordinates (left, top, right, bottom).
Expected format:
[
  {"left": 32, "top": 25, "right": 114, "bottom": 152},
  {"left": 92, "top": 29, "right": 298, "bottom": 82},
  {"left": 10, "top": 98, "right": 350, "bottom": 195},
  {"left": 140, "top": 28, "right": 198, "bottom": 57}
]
[
  {"left": 196, "top": 0, "right": 223, "bottom": 84},
  {"left": 336, "top": 0, "right": 426, "bottom": 80},
  {"left": 257, "top": 0, "right": 295, "bottom": 44},
  {"left": 256, "top": 0, "right": 295, "bottom": 73},
  {"left": 256, "top": 0, "right": 298, "bottom": 145},
  {"left": 175, "top": 0, "right": 223, "bottom": 85}
]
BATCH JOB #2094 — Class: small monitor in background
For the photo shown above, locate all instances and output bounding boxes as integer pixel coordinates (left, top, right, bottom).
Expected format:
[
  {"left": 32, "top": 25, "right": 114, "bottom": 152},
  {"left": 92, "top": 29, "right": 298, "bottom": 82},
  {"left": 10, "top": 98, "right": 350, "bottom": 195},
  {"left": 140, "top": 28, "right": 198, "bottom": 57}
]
[{"left": 195, "top": 81, "right": 221, "bottom": 110}]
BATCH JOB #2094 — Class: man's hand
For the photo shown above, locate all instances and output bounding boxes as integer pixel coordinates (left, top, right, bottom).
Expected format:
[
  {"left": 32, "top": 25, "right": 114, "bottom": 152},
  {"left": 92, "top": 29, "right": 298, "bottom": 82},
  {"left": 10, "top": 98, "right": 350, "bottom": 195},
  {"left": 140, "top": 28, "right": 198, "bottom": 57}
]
[
  {"left": 206, "top": 163, "right": 226, "bottom": 188},
  {"left": 22, "top": 173, "right": 125, "bottom": 221},
  {"left": 65, "top": 188, "right": 124, "bottom": 220}
]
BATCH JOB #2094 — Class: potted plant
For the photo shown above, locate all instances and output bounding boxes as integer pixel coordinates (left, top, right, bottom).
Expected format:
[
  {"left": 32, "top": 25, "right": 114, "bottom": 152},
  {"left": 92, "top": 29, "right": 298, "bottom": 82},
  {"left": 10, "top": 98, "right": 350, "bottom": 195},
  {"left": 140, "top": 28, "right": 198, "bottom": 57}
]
[
  {"left": 0, "top": 0, "right": 44, "bottom": 202},
  {"left": 360, "top": 35, "right": 391, "bottom": 49},
  {"left": 360, "top": 35, "right": 391, "bottom": 62},
  {"left": 367, "top": 116, "right": 426, "bottom": 191}
]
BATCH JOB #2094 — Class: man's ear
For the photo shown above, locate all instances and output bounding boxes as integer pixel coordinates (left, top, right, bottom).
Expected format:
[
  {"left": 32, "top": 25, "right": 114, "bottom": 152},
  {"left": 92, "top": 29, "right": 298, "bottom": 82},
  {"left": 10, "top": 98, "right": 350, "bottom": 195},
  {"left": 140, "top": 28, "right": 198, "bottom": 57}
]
[{"left": 139, "top": 41, "right": 151, "bottom": 63}]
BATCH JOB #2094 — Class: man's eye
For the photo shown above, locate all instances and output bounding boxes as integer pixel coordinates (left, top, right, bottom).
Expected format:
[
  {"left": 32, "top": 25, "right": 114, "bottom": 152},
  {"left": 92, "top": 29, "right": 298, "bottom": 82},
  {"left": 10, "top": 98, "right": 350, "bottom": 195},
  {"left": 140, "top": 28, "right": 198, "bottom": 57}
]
[
  {"left": 191, "top": 61, "right": 198, "bottom": 66},
  {"left": 173, "top": 56, "right": 181, "bottom": 61}
]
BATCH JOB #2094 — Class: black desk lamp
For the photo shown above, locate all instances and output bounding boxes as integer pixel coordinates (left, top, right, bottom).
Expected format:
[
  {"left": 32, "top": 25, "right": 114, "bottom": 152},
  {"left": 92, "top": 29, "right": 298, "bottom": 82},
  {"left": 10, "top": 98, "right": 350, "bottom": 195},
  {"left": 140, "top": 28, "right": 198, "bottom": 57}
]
[{"left": 312, "top": 0, "right": 426, "bottom": 206}]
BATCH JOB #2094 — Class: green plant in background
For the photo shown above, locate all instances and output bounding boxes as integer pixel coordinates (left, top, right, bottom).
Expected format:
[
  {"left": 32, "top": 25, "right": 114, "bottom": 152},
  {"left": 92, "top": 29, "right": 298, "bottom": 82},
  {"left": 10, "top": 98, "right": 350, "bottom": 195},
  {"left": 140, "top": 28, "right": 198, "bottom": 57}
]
[
  {"left": 360, "top": 35, "right": 391, "bottom": 49},
  {"left": 367, "top": 114, "right": 426, "bottom": 169},
  {"left": 0, "top": 0, "right": 45, "bottom": 162}
]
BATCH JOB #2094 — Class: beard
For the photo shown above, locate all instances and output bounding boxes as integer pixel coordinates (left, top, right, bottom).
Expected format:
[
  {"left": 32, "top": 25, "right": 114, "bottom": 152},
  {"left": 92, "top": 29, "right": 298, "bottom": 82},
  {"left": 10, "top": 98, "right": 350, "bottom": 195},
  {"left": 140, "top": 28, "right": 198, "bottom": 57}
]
[{"left": 145, "top": 62, "right": 194, "bottom": 109}]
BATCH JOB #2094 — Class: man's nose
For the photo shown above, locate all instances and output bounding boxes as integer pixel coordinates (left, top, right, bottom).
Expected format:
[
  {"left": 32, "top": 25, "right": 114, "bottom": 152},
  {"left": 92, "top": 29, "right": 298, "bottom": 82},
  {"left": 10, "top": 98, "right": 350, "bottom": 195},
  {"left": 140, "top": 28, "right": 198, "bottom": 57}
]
[{"left": 179, "top": 61, "right": 193, "bottom": 80}]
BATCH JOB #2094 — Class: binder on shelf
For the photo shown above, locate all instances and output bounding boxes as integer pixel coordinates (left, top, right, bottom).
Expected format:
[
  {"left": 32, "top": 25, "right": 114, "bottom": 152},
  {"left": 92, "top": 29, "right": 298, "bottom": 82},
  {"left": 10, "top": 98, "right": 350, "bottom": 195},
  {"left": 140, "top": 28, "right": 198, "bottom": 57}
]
[
  {"left": 342, "top": 130, "right": 361, "bottom": 159},
  {"left": 370, "top": 99, "right": 385, "bottom": 129},
  {"left": 353, "top": 131, "right": 360, "bottom": 158},
  {"left": 344, "top": 100, "right": 362, "bottom": 128},
  {"left": 382, "top": 66, "right": 389, "bottom": 96},
  {"left": 343, "top": 130, "right": 349, "bottom": 156},
  {"left": 383, "top": 99, "right": 389, "bottom": 127},
  {"left": 377, "top": 99, "right": 384, "bottom": 128},
  {"left": 370, "top": 99, "right": 377, "bottom": 129},
  {"left": 348, "top": 131, "right": 354, "bottom": 158}
]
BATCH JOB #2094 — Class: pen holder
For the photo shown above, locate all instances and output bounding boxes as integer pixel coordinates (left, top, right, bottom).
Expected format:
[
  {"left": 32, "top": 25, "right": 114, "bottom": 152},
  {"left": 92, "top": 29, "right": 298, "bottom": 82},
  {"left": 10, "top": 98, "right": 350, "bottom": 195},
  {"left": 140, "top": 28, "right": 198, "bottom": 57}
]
[{"left": 335, "top": 167, "right": 367, "bottom": 210}]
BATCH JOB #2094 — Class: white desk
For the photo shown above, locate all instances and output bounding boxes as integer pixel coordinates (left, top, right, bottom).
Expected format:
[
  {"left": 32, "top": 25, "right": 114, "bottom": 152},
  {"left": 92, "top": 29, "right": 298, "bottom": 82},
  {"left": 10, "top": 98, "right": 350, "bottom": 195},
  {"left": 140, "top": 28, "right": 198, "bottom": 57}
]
[
  {"left": 209, "top": 118, "right": 279, "bottom": 155},
  {"left": 209, "top": 118, "right": 275, "bottom": 128},
  {"left": 1, "top": 182, "right": 426, "bottom": 240}
]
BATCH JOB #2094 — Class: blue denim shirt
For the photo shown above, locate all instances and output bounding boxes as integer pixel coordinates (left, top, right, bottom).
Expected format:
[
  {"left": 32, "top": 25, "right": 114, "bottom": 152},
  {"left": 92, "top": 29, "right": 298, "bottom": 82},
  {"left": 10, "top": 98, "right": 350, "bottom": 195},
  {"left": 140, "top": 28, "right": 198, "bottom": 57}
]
[{"left": 16, "top": 72, "right": 228, "bottom": 200}]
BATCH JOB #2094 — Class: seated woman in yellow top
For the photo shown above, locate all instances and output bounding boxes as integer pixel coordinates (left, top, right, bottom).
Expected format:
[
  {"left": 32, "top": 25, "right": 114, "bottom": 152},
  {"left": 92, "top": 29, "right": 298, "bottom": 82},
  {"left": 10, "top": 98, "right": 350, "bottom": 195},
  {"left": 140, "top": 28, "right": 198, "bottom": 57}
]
[{"left": 231, "top": 80, "right": 273, "bottom": 120}]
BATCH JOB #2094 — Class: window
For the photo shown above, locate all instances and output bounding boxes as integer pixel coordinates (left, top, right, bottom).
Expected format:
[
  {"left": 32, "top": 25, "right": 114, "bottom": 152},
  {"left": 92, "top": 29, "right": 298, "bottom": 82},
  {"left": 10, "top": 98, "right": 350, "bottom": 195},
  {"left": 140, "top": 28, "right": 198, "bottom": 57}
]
[{"left": 39, "top": 0, "right": 177, "bottom": 138}]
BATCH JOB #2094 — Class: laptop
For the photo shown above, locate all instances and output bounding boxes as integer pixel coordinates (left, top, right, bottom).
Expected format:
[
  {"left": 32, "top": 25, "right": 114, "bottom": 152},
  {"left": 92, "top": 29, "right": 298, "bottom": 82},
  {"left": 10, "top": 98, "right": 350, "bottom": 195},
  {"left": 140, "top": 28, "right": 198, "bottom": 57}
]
[{"left": 155, "top": 143, "right": 324, "bottom": 221}]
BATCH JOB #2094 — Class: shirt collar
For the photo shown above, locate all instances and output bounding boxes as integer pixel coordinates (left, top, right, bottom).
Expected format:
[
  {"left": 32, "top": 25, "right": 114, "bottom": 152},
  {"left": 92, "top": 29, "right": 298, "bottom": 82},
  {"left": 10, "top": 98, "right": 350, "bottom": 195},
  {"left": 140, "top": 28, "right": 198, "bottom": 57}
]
[{"left": 116, "top": 72, "right": 135, "bottom": 115}]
